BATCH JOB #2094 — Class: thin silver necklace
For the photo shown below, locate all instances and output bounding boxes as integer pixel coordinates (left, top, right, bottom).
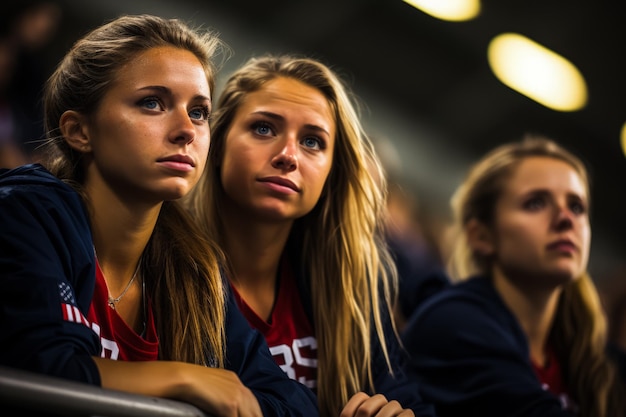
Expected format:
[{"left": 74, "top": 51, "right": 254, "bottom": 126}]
[
  {"left": 107, "top": 261, "right": 141, "bottom": 310},
  {"left": 94, "top": 247, "right": 141, "bottom": 310}
]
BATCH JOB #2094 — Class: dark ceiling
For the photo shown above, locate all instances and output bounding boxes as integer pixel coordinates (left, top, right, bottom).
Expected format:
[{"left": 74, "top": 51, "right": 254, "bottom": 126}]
[{"left": 55, "top": 0, "right": 626, "bottom": 275}]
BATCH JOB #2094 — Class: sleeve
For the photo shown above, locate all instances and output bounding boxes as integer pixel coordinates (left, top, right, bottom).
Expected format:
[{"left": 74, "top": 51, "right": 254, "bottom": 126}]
[
  {"left": 223, "top": 293, "right": 318, "bottom": 417},
  {"left": 401, "top": 293, "right": 574, "bottom": 417},
  {"left": 369, "top": 304, "right": 437, "bottom": 417},
  {"left": 0, "top": 182, "right": 101, "bottom": 384}
]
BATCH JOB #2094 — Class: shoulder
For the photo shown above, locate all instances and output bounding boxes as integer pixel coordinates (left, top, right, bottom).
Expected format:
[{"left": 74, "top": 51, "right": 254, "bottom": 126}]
[
  {"left": 402, "top": 276, "right": 525, "bottom": 352},
  {"left": 1, "top": 164, "right": 64, "bottom": 187},
  {"left": 0, "top": 164, "right": 92, "bottom": 280},
  {"left": 410, "top": 276, "right": 502, "bottom": 323},
  {"left": 0, "top": 164, "right": 81, "bottom": 207},
  {"left": 1, "top": 164, "right": 87, "bottom": 217}
]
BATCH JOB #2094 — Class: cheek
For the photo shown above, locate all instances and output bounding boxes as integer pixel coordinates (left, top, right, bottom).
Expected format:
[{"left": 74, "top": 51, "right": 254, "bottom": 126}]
[
  {"left": 579, "top": 219, "right": 592, "bottom": 256},
  {"left": 193, "top": 132, "right": 210, "bottom": 166},
  {"left": 494, "top": 219, "right": 539, "bottom": 255},
  {"left": 308, "top": 161, "right": 332, "bottom": 197},
  {"left": 198, "top": 129, "right": 211, "bottom": 151},
  {"left": 219, "top": 148, "right": 254, "bottom": 199},
  {"left": 220, "top": 144, "right": 242, "bottom": 181},
  {"left": 94, "top": 122, "right": 144, "bottom": 161},
  {"left": 219, "top": 159, "right": 240, "bottom": 196},
  {"left": 222, "top": 138, "right": 257, "bottom": 170},
  {"left": 195, "top": 152, "right": 209, "bottom": 177}
]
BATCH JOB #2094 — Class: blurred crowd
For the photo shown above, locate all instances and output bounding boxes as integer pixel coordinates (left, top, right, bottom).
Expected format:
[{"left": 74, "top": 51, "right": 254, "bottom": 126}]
[{"left": 0, "top": 0, "right": 62, "bottom": 168}]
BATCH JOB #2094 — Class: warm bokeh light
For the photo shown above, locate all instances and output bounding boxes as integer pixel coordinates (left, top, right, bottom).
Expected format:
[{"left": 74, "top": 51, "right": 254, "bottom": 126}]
[
  {"left": 402, "top": 0, "right": 480, "bottom": 21},
  {"left": 621, "top": 122, "right": 626, "bottom": 159},
  {"left": 487, "top": 33, "right": 588, "bottom": 112}
]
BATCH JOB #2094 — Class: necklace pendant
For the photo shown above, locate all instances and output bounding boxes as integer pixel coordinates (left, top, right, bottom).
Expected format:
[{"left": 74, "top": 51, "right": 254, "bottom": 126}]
[{"left": 102, "top": 257, "right": 141, "bottom": 310}]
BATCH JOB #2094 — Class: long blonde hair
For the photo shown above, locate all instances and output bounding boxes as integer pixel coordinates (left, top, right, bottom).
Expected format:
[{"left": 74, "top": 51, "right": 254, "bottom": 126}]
[
  {"left": 42, "top": 14, "right": 228, "bottom": 367},
  {"left": 187, "top": 54, "right": 398, "bottom": 416},
  {"left": 448, "top": 135, "right": 625, "bottom": 417}
]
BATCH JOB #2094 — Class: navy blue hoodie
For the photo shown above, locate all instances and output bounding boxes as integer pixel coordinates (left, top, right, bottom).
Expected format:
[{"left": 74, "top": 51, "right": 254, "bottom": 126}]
[
  {"left": 0, "top": 164, "right": 317, "bottom": 416},
  {"left": 402, "top": 275, "right": 575, "bottom": 417}
]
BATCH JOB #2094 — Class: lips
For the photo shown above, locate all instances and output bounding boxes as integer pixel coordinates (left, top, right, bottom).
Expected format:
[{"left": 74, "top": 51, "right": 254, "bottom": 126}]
[
  {"left": 158, "top": 154, "right": 195, "bottom": 167},
  {"left": 546, "top": 238, "right": 577, "bottom": 252},
  {"left": 258, "top": 176, "right": 299, "bottom": 192}
]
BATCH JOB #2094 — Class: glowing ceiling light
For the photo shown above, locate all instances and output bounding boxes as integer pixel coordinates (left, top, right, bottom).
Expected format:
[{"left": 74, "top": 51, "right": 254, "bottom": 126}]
[
  {"left": 487, "top": 33, "right": 588, "bottom": 112},
  {"left": 403, "top": 0, "right": 480, "bottom": 21},
  {"left": 621, "top": 122, "right": 626, "bottom": 159}
]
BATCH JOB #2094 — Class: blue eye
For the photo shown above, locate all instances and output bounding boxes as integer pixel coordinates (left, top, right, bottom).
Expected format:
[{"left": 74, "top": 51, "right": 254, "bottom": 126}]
[
  {"left": 569, "top": 199, "right": 586, "bottom": 215},
  {"left": 252, "top": 121, "right": 273, "bottom": 136},
  {"left": 523, "top": 196, "right": 545, "bottom": 211},
  {"left": 302, "top": 137, "right": 322, "bottom": 150},
  {"left": 140, "top": 97, "right": 161, "bottom": 110},
  {"left": 189, "top": 106, "right": 210, "bottom": 121}
]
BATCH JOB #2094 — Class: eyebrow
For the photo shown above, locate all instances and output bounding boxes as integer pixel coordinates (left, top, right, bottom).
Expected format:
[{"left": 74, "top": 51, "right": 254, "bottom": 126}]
[
  {"left": 138, "top": 85, "right": 211, "bottom": 103},
  {"left": 252, "top": 110, "right": 330, "bottom": 136},
  {"left": 521, "top": 188, "right": 587, "bottom": 201}
]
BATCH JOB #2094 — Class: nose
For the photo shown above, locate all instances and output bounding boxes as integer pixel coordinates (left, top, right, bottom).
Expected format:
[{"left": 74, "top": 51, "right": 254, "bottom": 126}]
[
  {"left": 169, "top": 109, "right": 196, "bottom": 145},
  {"left": 553, "top": 203, "right": 574, "bottom": 232},
  {"left": 271, "top": 138, "right": 298, "bottom": 172}
]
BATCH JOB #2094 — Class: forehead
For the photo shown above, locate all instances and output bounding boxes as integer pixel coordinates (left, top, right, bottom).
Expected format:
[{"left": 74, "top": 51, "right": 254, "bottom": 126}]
[
  {"left": 242, "top": 77, "right": 334, "bottom": 121},
  {"left": 114, "top": 46, "right": 209, "bottom": 91},
  {"left": 504, "top": 156, "right": 588, "bottom": 199}
]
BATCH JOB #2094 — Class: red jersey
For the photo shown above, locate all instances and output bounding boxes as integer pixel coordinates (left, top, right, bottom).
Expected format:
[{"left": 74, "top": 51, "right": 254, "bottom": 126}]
[
  {"left": 85, "top": 260, "right": 158, "bottom": 361},
  {"left": 231, "top": 261, "right": 317, "bottom": 390},
  {"left": 531, "top": 347, "right": 576, "bottom": 411}
]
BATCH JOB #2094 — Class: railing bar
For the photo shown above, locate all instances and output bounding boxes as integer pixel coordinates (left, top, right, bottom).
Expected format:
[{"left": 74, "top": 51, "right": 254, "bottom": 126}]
[{"left": 0, "top": 366, "right": 209, "bottom": 417}]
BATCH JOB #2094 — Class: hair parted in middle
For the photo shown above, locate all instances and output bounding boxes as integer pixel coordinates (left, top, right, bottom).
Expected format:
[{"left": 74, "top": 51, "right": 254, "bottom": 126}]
[{"left": 187, "top": 54, "right": 399, "bottom": 416}]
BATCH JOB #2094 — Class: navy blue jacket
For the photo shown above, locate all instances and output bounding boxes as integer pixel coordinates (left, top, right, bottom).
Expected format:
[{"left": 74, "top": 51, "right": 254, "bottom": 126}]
[
  {"left": 402, "top": 275, "right": 574, "bottom": 417},
  {"left": 292, "top": 248, "right": 437, "bottom": 417},
  {"left": 0, "top": 164, "right": 317, "bottom": 416}
]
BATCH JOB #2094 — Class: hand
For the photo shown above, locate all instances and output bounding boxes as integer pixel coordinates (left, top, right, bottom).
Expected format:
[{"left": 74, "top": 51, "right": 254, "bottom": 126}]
[
  {"left": 175, "top": 364, "right": 263, "bottom": 417},
  {"left": 339, "top": 392, "right": 415, "bottom": 417},
  {"left": 95, "top": 359, "right": 262, "bottom": 417}
]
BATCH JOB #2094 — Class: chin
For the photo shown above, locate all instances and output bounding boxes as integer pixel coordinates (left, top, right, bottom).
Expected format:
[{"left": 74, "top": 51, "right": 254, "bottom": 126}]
[
  {"left": 256, "top": 210, "right": 295, "bottom": 223},
  {"left": 161, "top": 180, "right": 192, "bottom": 199},
  {"left": 545, "top": 267, "right": 580, "bottom": 286},
  {"left": 161, "top": 189, "right": 188, "bottom": 202},
  {"left": 253, "top": 203, "right": 305, "bottom": 222}
]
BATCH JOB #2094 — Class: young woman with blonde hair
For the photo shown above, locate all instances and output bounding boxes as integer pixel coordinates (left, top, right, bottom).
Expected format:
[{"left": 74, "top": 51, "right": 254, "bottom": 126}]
[
  {"left": 187, "top": 54, "right": 434, "bottom": 417},
  {"left": 402, "top": 135, "right": 625, "bottom": 417}
]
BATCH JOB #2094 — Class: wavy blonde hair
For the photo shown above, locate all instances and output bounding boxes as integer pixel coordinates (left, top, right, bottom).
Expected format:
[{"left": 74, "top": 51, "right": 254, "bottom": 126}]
[
  {"left": 42, "top": 14, "right": 228, "bottom": 366},
  {"left": 186, "top": 54, "right": 398, "bottom": 416},
  {"left": 448, "top": 134, "right": 625, "bottom": 417}
]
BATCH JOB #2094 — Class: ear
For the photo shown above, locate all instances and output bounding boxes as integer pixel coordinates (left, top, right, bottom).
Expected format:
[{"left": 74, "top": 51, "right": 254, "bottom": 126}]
[
  {"left": 466, "top": 218, "right": 495, "bottom": 257},
  {"left": 59, "top": 110, "right": 91, "bottom": 153}
]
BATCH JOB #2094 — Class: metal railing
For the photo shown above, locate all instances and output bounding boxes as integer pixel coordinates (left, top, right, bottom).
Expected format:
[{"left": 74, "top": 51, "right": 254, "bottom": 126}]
[{"left": 0, "top": 365, "right": 211, "bottom": 416}]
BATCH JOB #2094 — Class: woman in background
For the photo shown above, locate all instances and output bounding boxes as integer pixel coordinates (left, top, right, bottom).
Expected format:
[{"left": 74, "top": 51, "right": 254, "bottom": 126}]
[{"left": 402, "top": 135, "right": 625, "bottom": 417}]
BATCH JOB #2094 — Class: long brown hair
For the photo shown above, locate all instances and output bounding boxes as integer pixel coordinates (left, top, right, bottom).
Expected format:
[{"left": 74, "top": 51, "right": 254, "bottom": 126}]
[{"left": 41, "top": 14, "right": 229, "bottom": 366}]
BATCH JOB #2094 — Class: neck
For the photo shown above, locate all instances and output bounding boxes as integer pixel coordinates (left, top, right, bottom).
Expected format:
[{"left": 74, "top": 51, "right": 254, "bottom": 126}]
[
  {"left": 491, "top": 267, "right": 562, "bottom": 367},
  {"left": 220, "top": 205, "right": 293, "bottom": 286},
  {"left": 87, "top": 177, "right": 161, "bottom": 289},
  {"left": 220, "top": 207, "right": 293, "bottom": 321}
]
